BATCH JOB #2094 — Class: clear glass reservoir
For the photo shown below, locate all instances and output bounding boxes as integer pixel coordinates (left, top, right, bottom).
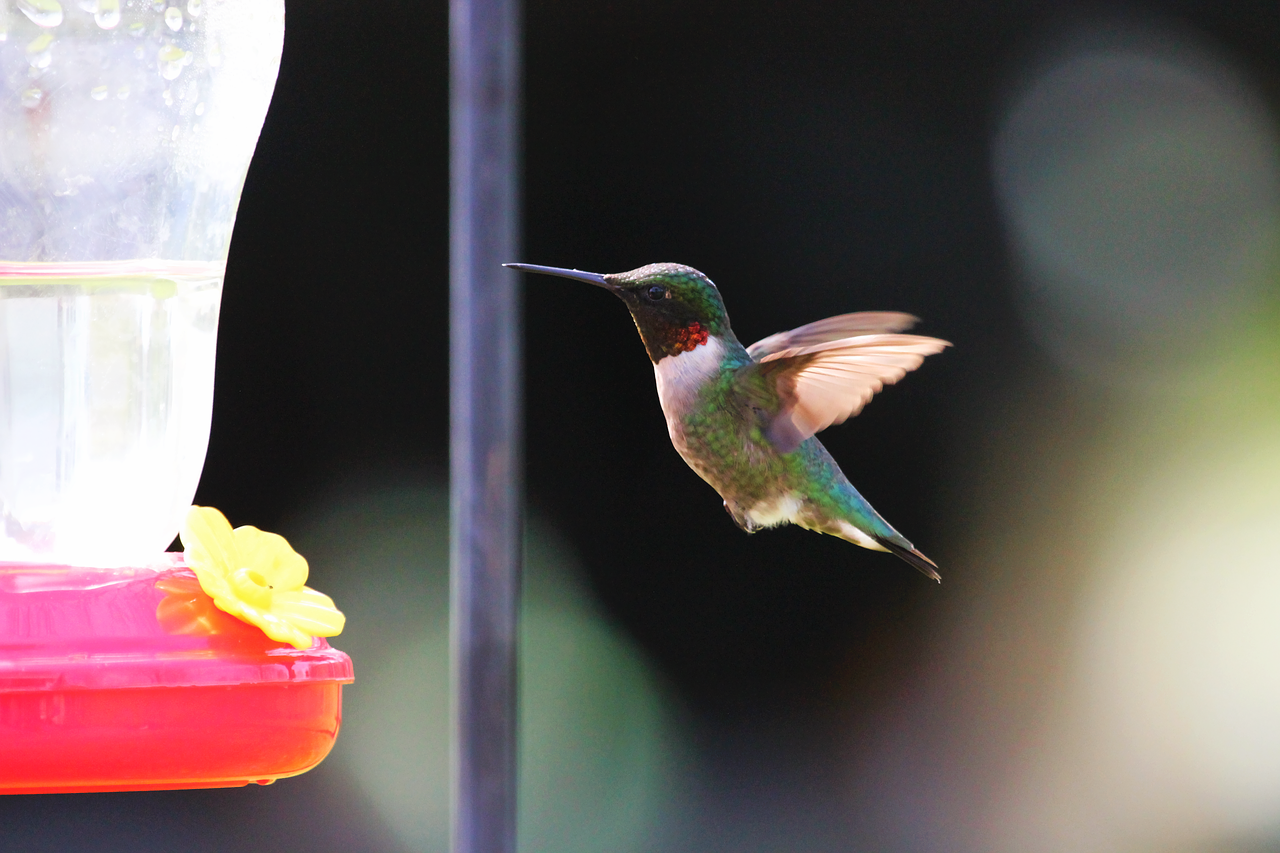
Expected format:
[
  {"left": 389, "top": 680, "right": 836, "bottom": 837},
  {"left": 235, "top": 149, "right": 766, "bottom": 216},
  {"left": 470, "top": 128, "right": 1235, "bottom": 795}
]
[
  {"left": 0, "top": 0, "right": 284, "bottom": 563},
  {"left": 0, "top": 261, "right": 220, "bottom": 563}
]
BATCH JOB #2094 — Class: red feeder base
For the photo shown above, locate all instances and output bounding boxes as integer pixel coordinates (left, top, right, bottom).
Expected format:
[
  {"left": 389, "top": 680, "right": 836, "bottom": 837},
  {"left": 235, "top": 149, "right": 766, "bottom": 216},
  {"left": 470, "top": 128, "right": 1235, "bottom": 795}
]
[{"left": 0, "top": 559, "right": 354, "bottom": 794}]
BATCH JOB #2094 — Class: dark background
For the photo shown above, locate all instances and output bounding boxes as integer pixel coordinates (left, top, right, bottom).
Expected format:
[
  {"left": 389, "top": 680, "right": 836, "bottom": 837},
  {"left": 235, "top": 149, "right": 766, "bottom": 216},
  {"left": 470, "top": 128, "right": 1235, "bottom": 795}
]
[
  {"left": 199, "top": 0, "right": 1279, "bottom": 705},
  {"left": 4, "top": 0, "right": 1280, "bottom": 850}
]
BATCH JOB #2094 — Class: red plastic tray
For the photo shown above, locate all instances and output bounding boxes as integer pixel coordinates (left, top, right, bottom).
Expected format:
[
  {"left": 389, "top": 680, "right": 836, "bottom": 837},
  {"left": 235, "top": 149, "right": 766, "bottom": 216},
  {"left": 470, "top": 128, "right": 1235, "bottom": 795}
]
[{"left": 0, "top": 557, "right": 353, "bottom": 794}]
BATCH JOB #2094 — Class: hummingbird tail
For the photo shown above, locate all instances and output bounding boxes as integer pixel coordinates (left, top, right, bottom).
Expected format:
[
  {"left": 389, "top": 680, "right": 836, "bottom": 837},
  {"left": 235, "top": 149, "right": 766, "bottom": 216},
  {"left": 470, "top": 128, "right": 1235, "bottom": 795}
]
[{"left": 875, "top": 537, "right": 941, "bottom": 582}]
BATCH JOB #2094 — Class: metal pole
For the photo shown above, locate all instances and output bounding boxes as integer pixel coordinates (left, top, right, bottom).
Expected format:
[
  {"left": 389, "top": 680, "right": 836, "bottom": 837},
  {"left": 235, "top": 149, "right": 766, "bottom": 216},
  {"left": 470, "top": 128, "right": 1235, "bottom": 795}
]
[{"left": 449, "top": 0, "right": 520, "bottom": 846}]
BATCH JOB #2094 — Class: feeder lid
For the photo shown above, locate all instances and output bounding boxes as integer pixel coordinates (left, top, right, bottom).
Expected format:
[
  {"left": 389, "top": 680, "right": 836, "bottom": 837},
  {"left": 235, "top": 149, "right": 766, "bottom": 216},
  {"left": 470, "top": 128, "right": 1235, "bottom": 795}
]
[{"left": 0, "top": 555, "right": 353, "bottom": 692}]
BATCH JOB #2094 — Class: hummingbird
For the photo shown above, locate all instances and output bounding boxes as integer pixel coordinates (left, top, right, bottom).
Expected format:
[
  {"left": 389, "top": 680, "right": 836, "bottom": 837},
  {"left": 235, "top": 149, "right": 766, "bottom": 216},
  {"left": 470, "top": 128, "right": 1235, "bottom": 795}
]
[{"left": 506, "top": 262, "right": 950, "bottom": 580}]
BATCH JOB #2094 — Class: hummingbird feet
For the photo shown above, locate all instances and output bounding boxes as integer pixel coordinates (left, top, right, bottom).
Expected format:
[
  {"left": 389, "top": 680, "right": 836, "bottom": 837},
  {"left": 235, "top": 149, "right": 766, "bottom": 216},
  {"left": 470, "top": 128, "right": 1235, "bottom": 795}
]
[{"left": 724, "top": 500, "right": 761, "bottom": 534}]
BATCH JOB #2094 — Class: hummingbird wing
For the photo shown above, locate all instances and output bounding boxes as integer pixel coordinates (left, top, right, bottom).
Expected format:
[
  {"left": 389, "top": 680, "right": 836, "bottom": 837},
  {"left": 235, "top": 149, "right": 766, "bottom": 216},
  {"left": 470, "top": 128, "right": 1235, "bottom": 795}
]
[
  {"left": 746, "top": 333, "right": 950, "bottom": 452},
  {"left": 745, "top": 312, "right": 919, "bottom": 360}
]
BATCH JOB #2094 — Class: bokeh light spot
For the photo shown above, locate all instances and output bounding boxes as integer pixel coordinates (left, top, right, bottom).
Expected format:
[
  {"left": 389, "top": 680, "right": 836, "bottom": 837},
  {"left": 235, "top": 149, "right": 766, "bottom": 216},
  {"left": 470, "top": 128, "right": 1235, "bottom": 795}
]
[{"left": 994, "top": 37, "right": 1280, "bottom": 384}]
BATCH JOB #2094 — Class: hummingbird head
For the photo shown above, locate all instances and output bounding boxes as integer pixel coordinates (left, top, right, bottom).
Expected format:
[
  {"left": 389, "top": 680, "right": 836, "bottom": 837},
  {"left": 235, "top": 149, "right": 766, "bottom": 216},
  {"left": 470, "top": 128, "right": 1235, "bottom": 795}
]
[{"left": 505, "top": 262, "right": 732, "bottom": 363}]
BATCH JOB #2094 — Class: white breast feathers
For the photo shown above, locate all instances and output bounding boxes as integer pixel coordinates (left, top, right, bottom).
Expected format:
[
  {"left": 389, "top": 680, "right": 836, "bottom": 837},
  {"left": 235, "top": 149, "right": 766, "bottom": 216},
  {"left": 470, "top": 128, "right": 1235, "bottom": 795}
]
[{"left": 653, "top": 335, "right": 725, "bottom": 420}]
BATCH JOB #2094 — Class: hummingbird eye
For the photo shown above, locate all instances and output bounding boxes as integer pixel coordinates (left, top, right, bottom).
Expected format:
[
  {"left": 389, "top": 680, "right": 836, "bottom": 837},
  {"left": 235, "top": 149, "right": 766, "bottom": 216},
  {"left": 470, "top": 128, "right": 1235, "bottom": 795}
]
[{"left": 646, "top": 285, "right": 668, "bottom": 301}]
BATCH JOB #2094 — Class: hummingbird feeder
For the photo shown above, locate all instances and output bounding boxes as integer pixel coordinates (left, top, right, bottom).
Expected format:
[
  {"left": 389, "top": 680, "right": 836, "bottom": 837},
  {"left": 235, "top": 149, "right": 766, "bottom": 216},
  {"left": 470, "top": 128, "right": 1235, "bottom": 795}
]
[{"left": 0, "top": 0, "right": 352, "bottom": 794}]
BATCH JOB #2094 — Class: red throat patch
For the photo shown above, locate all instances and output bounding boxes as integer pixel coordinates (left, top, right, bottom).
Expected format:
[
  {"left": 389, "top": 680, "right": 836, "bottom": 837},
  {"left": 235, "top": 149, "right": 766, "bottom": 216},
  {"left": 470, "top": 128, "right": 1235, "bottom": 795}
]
[{"left": 671, "top": 321, "right": 709, "bottom": 354}]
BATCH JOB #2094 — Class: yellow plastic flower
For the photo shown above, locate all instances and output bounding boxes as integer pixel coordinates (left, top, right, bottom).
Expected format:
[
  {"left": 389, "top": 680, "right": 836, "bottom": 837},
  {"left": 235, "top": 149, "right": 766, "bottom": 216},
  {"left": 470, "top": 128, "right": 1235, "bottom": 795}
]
[{"left": 179, "top": 506, "right": 345, "bottom": 650}]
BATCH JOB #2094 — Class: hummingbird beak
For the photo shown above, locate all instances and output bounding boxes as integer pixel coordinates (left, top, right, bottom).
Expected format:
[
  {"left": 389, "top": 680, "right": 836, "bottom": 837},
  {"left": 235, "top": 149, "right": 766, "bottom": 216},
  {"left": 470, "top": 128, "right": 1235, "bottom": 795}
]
[{"left": 503, "top": 263, "right": 613, "bottom": 290}]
